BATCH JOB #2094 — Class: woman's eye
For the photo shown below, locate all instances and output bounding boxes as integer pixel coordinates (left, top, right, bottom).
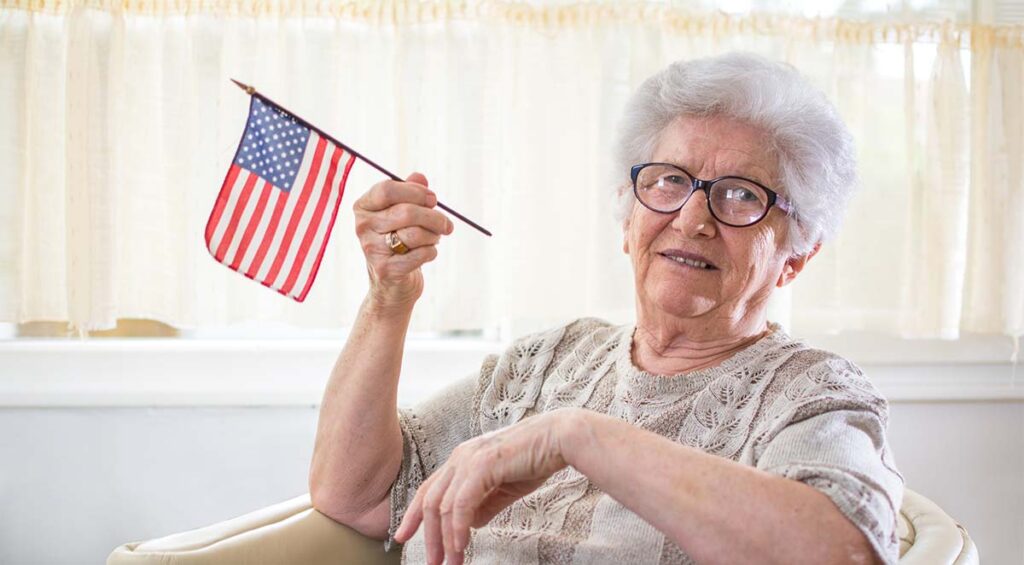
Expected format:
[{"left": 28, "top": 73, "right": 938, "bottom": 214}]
[
  {"left": 662, "top": 175, "right": 689, "bottom": 186},
  {"left": 726, "top": 187, "right": 757, "bottom": 201}
]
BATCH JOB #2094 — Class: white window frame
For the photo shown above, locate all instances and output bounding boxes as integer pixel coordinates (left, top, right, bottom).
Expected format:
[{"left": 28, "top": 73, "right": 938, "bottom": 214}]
[{"left": 0, "top": 322, "right": 1020, "bottom": 406}]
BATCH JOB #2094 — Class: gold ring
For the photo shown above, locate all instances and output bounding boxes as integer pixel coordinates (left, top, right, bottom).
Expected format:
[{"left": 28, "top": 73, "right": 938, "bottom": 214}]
[{"left": 385, "top": 231, "right": 410, "bottom": 255}]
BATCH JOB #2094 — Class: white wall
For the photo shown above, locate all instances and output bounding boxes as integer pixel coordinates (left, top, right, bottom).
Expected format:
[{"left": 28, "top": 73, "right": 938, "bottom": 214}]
[
  {"left": 0, "top": 407, "right": 318, "bottom": 565},
  {"left": 1, "top": 400, "right": 1021, "bottom": 564},
  {"left": 889, "top": 401, "right": 1024, "bottom": 563}
]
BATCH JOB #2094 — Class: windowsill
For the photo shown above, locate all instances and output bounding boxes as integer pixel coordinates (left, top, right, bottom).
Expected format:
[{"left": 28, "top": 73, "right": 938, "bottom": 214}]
[
  {"left": 0, "top": 338, "right": 502, "bottom": 407},
  {"left": 0, "top": 336, "right": 1020, "bottom": 407}
]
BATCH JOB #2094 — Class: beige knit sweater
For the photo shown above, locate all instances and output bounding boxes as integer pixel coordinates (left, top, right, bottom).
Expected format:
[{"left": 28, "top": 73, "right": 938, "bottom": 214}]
[{"left": 387, "top": 317, "right": 904, "bottom": 564}]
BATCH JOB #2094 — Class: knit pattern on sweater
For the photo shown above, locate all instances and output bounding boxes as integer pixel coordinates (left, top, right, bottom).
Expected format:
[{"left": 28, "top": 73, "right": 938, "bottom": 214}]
[{"left": 388, "top": 317, "right": 904, "bottom": 564}]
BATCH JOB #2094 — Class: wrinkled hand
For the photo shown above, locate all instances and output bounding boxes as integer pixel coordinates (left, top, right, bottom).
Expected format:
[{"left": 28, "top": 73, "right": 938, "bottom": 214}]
[
  {"left": 393, "top": 408, "right": 587, "bottom": 565},
  {"left": 352, "top": 172, "right": 454, "bottom": 310}
]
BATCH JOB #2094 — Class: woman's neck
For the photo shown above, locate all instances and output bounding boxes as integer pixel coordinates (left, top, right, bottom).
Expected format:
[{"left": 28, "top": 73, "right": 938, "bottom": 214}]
[{"left": 630, "top": 313, "right": 770, "bottom": 376}]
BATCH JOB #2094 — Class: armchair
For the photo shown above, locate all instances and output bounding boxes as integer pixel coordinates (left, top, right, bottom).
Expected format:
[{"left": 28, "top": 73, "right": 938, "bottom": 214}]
[{"left": 107, "top": 488, "right": 977, "bottom": 564}]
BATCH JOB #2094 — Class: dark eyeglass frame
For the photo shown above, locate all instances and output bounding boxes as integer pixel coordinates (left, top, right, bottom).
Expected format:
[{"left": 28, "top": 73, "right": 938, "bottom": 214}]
[{"left": 630, "top": 162, "right": 793, "bottom": 228}]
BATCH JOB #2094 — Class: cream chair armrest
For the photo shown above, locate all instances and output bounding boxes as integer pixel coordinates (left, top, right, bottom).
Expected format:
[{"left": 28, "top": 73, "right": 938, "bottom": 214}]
[
  {"left": 109, "top": 488, "right": 977, "bottom": 564},
  {"left": 953, "top": 524, "right": 979, "bottom": 565},
  {"left": 897, "top": 489, "right": 978, "bottom": 565},
  {"left": 107, "top": 494, "right": 400, "bottom": 565}
]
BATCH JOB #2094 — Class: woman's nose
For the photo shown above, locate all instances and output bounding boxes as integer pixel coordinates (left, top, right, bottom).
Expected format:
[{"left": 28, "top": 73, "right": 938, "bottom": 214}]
[{"left": 671, "top": 188, "right": 717, "bottom": 237}]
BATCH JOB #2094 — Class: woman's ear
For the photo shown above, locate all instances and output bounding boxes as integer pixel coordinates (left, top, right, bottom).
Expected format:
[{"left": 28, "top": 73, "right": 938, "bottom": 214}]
[{"left": 776, "top": 242, "right": 821, "bottom": 287}]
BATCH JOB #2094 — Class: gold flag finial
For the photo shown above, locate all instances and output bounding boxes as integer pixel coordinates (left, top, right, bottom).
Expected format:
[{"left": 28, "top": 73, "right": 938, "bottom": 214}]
[{"left": 230, "top": 78, "right": 256, "bottom": 96}]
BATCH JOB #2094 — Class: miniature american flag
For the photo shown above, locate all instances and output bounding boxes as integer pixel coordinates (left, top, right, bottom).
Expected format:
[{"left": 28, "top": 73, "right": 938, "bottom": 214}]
[{"left": 205, "top": 96, "right": 356, "bottom": 302}]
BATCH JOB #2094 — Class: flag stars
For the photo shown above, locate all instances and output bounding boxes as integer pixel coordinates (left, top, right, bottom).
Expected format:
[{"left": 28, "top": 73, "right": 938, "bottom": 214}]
[{"left": 236, "top": 98, "right": 311, "bottom": 190}]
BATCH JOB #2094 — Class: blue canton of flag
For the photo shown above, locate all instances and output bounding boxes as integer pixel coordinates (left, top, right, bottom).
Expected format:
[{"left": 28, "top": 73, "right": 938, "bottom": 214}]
[{"left": 235, "top": 98, "right": 311, "bottom": 192}]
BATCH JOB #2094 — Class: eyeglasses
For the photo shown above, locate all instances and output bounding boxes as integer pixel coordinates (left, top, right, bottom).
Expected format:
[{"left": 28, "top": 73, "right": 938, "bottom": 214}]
[{"left": 630, "top": 163, "right": 793, "bottom": 228}]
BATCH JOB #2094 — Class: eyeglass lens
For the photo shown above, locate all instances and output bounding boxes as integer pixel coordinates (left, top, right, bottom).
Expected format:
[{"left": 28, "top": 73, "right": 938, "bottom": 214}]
[{"left": 635, "top": 164, "right": 770, "bottom": 226}]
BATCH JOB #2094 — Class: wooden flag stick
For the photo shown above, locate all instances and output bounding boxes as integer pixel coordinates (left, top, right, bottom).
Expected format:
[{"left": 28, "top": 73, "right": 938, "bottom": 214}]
[{"left": 230, "top": 78, "right": 492, "bottom": 237}]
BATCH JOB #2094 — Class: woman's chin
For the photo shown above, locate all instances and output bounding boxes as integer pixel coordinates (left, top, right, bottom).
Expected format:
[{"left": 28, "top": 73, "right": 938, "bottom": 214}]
[
  {"left": 646, "top": 292, "right": 718, "bottom": 320},
  {"left": 635, "top": 271, "right": 721, "bottom": 320}
]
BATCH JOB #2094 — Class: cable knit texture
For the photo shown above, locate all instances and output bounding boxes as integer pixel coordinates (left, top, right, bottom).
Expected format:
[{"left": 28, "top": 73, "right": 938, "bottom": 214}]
[{"left": 386, "top": 317, "right": 904, "bottom": 564}]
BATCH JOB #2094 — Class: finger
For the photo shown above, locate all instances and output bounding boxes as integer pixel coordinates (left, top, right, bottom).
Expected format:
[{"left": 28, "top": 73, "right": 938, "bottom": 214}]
[
  {"left": 440, "top": 464, "right": 473, "bottom": 564},
  {"left": 441, "top": 502, "right": 458, "bottom": 565},
  {"left": 449, "top": 538, "right": 465, "bottom": 565},
  {"left": 451, "top": 460, "right": 500, "bottom": 547},
  {"left": 423, "top": 468, "right": 455, "bottom": 565},
  {"left": 443, "top": 464, "right": 476, "bottom": 557},
  {"left": 423, "top": 495, "right": 444, "bottom": 565},
  {"left": 451, "top": 484, "right": 485, "bottom": 550},
  {"left": 452, "top": 474, "right": 491, "bottom": 548},
  {"left": 376, "top": 226, "right": 441, "bottom": 254},
  {"left": 369, "top": 245, "right": 438, "bottom": 283},
  {"left": 357, "top": 179, "right": 436, "bottom": 213},
  {"left": 406, "top": 171, "right": 429, "bottom": 188},
  {"left": 371, "top": 203, "right": 453, "bottom": 236},
  {"left": 395, "top": 482, "right": 427, "bottom": 543}
]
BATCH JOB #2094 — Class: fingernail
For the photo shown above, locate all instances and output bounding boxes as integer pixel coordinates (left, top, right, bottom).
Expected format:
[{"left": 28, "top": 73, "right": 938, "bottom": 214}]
[{"left": 447, "top": 221, "right": 454, "bottom": 234}]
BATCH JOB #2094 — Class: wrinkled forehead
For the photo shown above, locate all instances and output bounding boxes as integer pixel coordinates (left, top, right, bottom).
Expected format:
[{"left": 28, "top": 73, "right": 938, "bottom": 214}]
[{"left": 651, "top": 115, "right": 780, "bottom": 188}]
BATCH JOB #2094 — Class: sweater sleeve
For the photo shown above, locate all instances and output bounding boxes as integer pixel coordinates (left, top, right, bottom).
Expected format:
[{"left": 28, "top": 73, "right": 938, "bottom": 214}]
[
  {"left": 385, "top": 359, "right": 496, "bottom": 549},
  {"left": 383, "top": 317, "right": 603, "bottom": 550},
  {"left": 754, "top": 360, "right": 905, "bottom": 564}
]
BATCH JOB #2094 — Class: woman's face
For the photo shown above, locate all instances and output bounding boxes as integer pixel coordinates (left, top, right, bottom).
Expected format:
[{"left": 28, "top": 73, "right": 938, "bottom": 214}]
[{"left": 623, "top": 114, "right": 809, "bottom": 326}]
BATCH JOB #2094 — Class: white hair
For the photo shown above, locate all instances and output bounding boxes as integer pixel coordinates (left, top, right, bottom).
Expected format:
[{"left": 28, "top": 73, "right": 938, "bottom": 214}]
[{"left": 612, "top": 52, "right": 857, "bottom": 256}]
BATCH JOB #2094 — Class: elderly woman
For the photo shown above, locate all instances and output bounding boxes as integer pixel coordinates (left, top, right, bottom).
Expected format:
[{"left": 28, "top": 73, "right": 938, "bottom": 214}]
[{"left": 309, "top": 52, "right": 904, "bottom": 565}]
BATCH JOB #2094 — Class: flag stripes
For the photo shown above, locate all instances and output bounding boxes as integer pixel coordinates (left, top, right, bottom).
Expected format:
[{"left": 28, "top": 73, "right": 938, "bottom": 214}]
[{"left": 205, "top": 128, "right": 356, "bottom": 302}]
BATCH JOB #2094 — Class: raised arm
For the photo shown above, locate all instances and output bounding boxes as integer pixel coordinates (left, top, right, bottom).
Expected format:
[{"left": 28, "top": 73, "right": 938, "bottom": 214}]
[{"left": 309, "top": 172, "right": 454, "bottom": 539}]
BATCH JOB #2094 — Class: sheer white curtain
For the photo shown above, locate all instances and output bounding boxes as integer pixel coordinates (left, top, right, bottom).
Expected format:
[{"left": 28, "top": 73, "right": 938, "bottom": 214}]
[{"left": 0, "top": 1, "right": 1021, "bottom": 339}]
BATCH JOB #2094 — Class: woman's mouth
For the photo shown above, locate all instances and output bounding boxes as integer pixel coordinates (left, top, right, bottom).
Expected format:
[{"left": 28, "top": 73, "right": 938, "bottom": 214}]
[{"left": 659, "top": 252, "right": 718, "bottom": 271}]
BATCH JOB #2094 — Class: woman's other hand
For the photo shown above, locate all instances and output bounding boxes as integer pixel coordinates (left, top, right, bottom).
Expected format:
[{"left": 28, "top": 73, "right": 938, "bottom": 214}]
[
  {"left": 353, "top": 172, "right": 455, "bottom": 310},
  {"left": 394, "top": 407, "right": 589, "bottom": 565}
]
